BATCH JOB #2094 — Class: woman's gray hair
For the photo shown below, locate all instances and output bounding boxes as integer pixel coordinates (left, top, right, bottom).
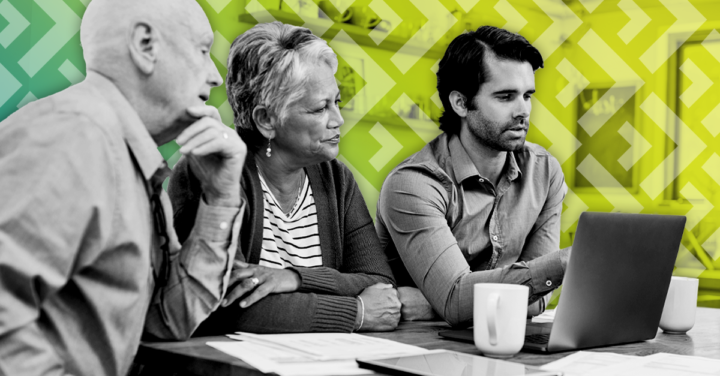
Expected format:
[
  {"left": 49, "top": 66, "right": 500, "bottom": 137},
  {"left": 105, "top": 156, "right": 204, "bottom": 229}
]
[{"left": 226, "top": 22, "right": 338, "bottom": 150}]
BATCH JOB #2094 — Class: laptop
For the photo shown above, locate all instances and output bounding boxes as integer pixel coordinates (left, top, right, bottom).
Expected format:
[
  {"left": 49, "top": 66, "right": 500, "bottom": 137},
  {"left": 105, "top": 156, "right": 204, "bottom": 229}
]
[{"left": 439, "top": 212, "right": 686, "bottom": 353}]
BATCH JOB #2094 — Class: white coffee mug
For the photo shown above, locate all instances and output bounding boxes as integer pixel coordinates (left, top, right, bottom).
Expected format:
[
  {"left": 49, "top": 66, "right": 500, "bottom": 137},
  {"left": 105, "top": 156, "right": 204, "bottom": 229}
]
[
  {"left": 474, "top": 284, "right": 528, "bottom": 358},
  {"left": 659, "top": 276, "right": 698, "bottom": 334}
]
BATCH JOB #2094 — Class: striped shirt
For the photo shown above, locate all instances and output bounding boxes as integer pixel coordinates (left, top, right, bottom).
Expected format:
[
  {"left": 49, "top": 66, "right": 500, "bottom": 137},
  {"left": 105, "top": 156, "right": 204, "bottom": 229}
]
[{"left": 258, "top": 172, "right": 322, "bottom": 268}]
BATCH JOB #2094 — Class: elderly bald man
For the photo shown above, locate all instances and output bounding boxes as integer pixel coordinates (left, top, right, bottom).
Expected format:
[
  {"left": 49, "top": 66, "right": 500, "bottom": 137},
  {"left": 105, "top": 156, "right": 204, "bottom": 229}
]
[{"left": 0, "top": 0, "right": 246, "bottom": 375}]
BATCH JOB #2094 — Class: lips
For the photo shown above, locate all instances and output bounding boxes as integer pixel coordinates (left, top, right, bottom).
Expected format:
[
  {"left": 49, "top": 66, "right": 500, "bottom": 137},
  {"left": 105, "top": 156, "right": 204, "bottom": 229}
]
[
  {"left": 504, "top": 127, "right": 527, "bottom": 139},
  {"left": 324, "top": 135, "right": 341, "bottom": 143}
]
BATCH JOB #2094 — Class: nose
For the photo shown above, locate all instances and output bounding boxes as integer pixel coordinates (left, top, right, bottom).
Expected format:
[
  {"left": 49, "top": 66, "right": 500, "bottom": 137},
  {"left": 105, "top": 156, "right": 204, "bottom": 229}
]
[
  {"left": 514, "top": 96, "right": 531, "bottom": 121},
  {"left": 328, "top": 102, "right": 344, "bottom": 129},
  {"left": 208, "top": 61, "right": 223, "bottom": 88}
]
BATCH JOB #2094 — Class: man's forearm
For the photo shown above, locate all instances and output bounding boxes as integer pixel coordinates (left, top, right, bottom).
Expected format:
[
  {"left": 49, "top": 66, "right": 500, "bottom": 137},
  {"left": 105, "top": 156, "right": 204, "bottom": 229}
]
[
  {"left": 433, "top": 249, "right": 565, "bottom": 327},
  {"left": 199, "top": 292, "right": 358, "bottom": 334},
  {"left": 144, "top": 198, "right": 243, "bottom": 340}
]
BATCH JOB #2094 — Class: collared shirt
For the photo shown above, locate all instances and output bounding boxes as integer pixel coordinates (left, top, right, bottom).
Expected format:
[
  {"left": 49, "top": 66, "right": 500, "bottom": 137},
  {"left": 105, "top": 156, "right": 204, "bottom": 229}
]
[
  {"left": 0, "top": 72, "right": 242, "bottom": 376},
  {"left": 376, "top": 132, "right": 566, "bottom": 327}
]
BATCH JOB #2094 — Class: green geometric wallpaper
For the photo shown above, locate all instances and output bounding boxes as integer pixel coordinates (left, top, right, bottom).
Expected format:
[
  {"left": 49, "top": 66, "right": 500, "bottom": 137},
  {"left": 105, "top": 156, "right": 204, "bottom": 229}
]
[{"left": 3, "top": 0, "right": 720, "bottom": 306}]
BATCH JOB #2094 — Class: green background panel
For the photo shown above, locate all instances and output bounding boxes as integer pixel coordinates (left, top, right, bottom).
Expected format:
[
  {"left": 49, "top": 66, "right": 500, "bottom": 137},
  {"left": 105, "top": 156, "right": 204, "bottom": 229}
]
[{"left": 3, "top": 0, "right": 720, "bottom": 307}]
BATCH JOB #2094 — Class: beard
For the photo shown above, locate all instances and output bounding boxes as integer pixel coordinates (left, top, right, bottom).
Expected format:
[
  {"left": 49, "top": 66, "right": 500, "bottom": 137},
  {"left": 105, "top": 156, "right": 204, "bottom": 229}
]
[{"left": 466, "top": 111, "right": 528, "bottom": 152}]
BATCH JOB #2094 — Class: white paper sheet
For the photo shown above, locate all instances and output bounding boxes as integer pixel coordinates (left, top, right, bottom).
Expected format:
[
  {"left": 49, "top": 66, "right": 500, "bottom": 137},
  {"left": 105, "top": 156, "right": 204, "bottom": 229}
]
[
  {"left": 531, "top": 309, "right": 557, "bottom": 324},
  {"left": 540, "top": 351, "right": 640, "bottom": 375},
  {"left": 541, "top": 351, "right": 720, "bottom": 376},
  {"left": 207, "top": 341, "right": 373, "bottom": 376},
  {"left": 231, "top": 332, "right": 429, "bottom": 360},
  {"left": 583, "top": 352, "right": 720, "bottom": 376},
  {"left": 208, "top": 332, "right": 428, "bottom": 376}
]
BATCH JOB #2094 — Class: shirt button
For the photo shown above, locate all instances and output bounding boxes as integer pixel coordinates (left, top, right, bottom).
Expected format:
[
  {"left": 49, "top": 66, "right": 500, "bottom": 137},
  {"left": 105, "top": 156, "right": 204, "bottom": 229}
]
[
  {"left": 492, "top": 235, "right": 498, "bottom": 241},
  {"left": 479, "top": 178, "right": 485, "bottom": 183},
  {"left": 546, "top": 280, "right": 552, "bottom": 287},
  {"left": 220, "top": 222, "right": 228, "bottom": 230}
]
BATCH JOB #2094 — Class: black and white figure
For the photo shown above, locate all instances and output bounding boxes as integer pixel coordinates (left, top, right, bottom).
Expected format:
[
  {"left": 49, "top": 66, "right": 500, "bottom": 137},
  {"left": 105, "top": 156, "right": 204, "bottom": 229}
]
[
  {"left": 376, "top": 26, "right": 571, "bottom": 327},
  {"left": 169, "top": 22, "right": 401, "bottom": 334},
  {"left": 0, "top": 0, "right": 247, "bottom": 375}
]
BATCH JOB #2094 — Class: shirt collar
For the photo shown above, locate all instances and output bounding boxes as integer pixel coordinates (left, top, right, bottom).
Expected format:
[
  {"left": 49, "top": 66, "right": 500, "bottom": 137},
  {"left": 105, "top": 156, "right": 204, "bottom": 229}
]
[
  {"left": 448, "top": 133, "right": 523, "bottom": 183},
  {"left": 506, "top": 151, "right": 522, "bottom": 181},
  {"left": 448, "top": 134, "right": 481, "bottom": 183},
  {"left": 85, "top": 71, "right": 166, "bottom": 182}
]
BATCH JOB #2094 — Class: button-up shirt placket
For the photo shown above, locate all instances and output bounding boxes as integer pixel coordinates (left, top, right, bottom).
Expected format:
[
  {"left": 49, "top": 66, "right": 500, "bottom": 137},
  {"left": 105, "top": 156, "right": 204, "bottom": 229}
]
[{"left": 483, "top": 154, "right": 521, "bottom": 271}]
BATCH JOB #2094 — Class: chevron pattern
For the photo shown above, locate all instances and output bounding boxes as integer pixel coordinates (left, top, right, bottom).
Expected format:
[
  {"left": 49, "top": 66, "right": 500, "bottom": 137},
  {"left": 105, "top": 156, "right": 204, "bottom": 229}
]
[
  {"left": 0, "top": 0, "right": 28, "bottom": 48},
  {"left": 4, "top": 0, "right": 720, "bottom": 305}
]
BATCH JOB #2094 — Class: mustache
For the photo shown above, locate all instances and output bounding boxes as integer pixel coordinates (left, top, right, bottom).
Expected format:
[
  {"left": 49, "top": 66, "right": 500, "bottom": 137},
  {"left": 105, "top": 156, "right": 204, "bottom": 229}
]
[{"left": 505, "top": 117, "right": 528, "bottom": 130}]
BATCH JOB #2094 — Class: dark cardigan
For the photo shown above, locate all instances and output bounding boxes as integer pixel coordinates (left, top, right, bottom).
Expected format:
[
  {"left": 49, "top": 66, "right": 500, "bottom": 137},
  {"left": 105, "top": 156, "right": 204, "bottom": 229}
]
[{"left": 168, "top": 153, "right": 395, "bottom": 333}]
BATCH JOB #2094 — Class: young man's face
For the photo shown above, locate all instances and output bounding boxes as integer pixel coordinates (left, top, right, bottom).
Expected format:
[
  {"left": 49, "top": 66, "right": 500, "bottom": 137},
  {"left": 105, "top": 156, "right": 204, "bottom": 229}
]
[{"left": 465, "top": 52, "right": 535, "bottom": 152}]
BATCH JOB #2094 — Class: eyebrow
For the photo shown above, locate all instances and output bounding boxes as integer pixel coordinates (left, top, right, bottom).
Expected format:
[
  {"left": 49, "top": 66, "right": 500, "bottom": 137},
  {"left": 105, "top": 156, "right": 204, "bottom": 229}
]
[
  {"left": 492, "top": 89, "right": 536, "bottom": 95},
  {"left": 310, "top": 88, "right": 341, "bottom": 103},
  {"left": 199, "top": 33, "right": 214, "bottom": 47}
]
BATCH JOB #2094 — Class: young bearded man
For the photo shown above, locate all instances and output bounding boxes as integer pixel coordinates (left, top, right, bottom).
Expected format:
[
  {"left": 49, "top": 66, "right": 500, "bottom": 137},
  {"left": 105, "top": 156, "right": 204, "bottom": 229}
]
[{"left": 376, "top": 26, "right": 571, "bottom": 327}]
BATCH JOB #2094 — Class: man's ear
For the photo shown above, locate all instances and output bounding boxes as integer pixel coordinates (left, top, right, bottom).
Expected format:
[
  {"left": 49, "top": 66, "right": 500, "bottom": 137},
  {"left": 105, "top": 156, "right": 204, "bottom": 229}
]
[
  {"left": 448, "top": 90, "right": 469, "bottom": 118},
  {"left": 252, "top": 106, "right": 276, "bottom": 139},
  {"left": 129, "top": 22, "right": 159, "bottom": 75}
]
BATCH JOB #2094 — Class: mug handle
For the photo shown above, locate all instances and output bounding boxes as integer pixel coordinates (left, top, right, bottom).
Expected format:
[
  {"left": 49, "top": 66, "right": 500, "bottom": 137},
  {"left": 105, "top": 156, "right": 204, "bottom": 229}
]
[
  {"left": 366, "top": 16, "right": 381, "bottom": 28},
  {"left": 487, "top": 293, "right": 500, "bottom": 346},
  {"left": 340, "top": 8, "right": 353, "bottom": 23}
]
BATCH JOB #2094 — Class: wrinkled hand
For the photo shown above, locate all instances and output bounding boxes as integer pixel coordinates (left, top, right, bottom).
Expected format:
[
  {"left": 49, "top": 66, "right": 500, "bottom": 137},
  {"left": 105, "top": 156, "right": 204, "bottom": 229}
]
[
  {"left": 222, "top": 261, "right": 301, "bottom": 308},
  {"left": 176, "top": 106, "right": 246, "bottom": 207},
  {"left": 398, "top": 286, "right": 436, "bottom": 321},
  {"left": 357, "top": 283, "right": 401, "bottom": 332}
]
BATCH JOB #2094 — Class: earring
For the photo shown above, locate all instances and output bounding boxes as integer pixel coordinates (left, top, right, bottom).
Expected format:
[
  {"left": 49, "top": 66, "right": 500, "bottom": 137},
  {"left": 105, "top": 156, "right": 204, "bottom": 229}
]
[{"left": 266, "top": 138, "right": 272, "bottom": 158}]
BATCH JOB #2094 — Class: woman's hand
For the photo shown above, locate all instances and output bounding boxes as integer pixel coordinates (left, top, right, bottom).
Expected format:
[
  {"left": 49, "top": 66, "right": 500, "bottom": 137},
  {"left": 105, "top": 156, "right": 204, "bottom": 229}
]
[
  {"left": 221, "top": 261, "right": 301, "bottom": 308},
  {"left": 398, "top": 286, "right": 437, "bottom": 321},
  {"left": 357, "top": 283, "right": 401, "bottom": 332}
]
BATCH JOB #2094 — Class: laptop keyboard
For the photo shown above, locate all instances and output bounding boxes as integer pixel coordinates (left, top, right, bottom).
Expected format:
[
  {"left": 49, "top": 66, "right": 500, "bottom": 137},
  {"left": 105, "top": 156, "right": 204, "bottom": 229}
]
[{"left": 525, "top": 334, "right": 550, "bottom": 344}]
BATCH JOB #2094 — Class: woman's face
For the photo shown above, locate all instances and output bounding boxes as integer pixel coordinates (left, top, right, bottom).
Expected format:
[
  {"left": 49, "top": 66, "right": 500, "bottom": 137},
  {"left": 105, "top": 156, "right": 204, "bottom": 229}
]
[{"left": 272, "top": 63, "right": 343, "bottom": 168}]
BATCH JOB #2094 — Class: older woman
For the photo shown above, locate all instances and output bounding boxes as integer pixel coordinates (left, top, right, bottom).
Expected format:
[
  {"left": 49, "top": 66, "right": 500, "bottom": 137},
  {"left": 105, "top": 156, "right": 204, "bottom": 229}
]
[{"left": 169, "top": 22, "right": 400, "bottom": 334}]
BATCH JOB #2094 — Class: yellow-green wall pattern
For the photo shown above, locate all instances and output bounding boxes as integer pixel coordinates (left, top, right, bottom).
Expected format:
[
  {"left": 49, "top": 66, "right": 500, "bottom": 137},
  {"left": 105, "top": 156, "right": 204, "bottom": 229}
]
[{"left": 2, "top": 0, "right": 720, "bottom": 306}]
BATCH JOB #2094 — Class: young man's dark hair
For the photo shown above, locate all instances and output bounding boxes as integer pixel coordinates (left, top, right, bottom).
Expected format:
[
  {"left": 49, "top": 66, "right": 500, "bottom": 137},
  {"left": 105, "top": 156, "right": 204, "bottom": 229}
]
[{"left": 437, "top": 26, "right": 544, "bottom": 134}]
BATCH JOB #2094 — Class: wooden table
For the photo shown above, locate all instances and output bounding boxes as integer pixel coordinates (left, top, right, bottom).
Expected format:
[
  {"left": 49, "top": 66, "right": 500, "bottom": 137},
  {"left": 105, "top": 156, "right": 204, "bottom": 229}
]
[{"left": 134, "top": 307, "right": 720, "bottom": 375}]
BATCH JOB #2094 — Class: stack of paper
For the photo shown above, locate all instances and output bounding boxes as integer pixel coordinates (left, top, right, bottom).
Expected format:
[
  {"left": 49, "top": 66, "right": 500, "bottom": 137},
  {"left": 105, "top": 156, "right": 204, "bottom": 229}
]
[
  {"left": 541, "top": 351, "right": 720, "bottom": 376},
  {"left": 531, "top": 309, "right": 557, "bottom": 324},
  {"left": 207, "top": 332, "right": 429, "bottom": 376}
]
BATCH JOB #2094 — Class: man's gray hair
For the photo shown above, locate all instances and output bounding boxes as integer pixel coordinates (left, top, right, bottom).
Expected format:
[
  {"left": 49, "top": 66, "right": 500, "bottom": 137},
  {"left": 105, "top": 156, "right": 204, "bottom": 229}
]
[{"left": 226, "top": 22, "right": 338, "bottom": 150}]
